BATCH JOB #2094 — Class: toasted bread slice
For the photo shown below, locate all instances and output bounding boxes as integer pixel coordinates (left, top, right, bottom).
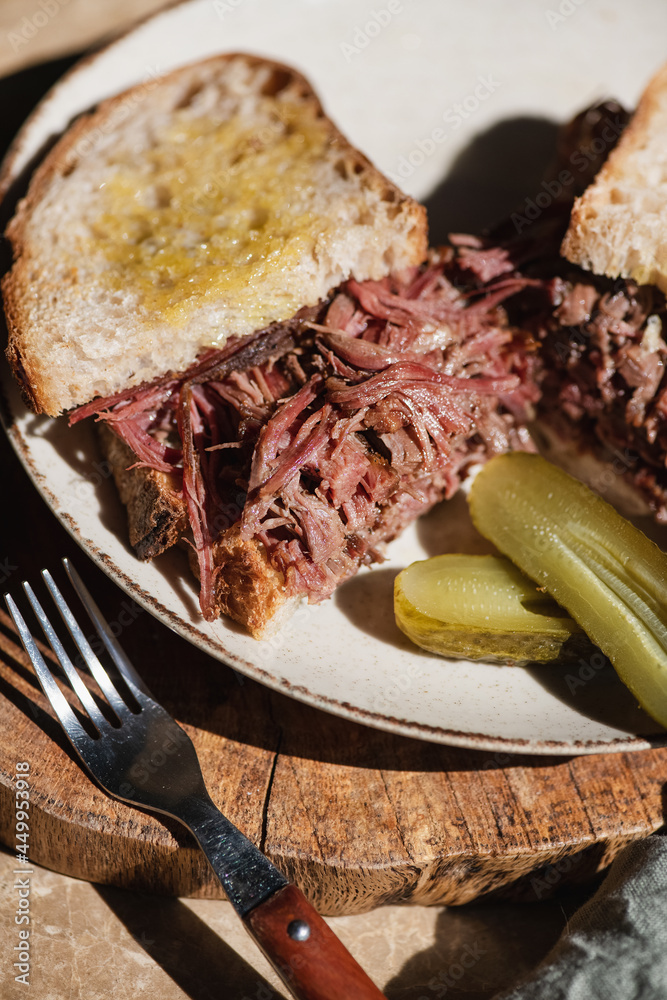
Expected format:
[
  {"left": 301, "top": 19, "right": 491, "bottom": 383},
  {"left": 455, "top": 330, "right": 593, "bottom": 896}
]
[
  {"left": 561, "top": 62, "right": 667, "bottom": 291},
  {"left": 3, "top": 53, "right": 427, "bottom": 417}
]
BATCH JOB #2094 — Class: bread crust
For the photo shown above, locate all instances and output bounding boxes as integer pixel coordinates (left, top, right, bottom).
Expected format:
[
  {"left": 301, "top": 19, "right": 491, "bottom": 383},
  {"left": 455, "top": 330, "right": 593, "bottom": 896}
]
[
  {"left": 3, "top": 103, "right": 119, "bottom": 415},
  {"left": 96, "top": 422, "right": 188, "bottom": 560},
  {"left": 2, "top": 52, "right": 428, "bottom": 417},
  {"left": 97, "top": 420, "right": 292, "bottom": 637},
  {"left": 206, "top": 528, "right": 294, "bottom": 639},
  {"left": 561, "top": 61, "right": 667, "bottom": 290}
]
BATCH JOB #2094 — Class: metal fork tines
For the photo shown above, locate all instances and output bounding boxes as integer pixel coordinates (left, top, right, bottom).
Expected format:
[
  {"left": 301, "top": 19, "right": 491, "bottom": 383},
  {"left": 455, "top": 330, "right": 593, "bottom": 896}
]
[
  {"left": 6, "top": 561, "right": 389, "bottom": 999},
  {"left": 4, "top": 560, "right": 287, "bottom": 916}
]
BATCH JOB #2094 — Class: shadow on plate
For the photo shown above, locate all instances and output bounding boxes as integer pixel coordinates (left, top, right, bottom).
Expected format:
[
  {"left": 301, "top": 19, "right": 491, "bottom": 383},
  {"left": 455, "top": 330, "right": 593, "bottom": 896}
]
[
  {"left": 12, "top": 405, "right": 204, "bottom": 621},
  {"left": 333, "top": 494, "right": 498, "bottom": 645},
  {"left": 148, "top": 546, "right": 203, "bottom": 623},
  {"left": 423, "top": 115, "right": 560, "bottom": 241},
  {"left": 525, "top": 656, "right": 666, "bottom": 741},
  {"left": 21, "top": 409, "right": 133, "bottom": 540},
  {"left": 334, "top": 566, "right": 413, "bottom": 650},
  {"left": 416, "top": 490, "right": 498, "bottom": 558}
]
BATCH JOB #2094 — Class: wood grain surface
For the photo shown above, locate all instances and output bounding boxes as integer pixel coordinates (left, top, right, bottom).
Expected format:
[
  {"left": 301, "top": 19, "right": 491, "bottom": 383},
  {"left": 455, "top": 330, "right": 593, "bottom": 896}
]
[{"left": 0, "top": 423, "right": 666, "bottom": 915}]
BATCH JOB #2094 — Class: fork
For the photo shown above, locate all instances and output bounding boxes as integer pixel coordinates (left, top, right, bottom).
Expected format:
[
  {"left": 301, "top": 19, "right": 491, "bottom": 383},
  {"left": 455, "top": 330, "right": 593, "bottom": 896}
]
[{"left": 5, "top": 559, "right": 386, "bottom": 1000}]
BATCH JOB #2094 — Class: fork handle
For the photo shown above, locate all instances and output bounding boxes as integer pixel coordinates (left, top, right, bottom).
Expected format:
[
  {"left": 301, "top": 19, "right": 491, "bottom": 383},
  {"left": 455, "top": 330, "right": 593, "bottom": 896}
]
[
  {"left": 180, "top": 795, "right": 384, "bottom": 997},
  {"left": 244, "top": 883, "right": 386, "bottom": 1000}
]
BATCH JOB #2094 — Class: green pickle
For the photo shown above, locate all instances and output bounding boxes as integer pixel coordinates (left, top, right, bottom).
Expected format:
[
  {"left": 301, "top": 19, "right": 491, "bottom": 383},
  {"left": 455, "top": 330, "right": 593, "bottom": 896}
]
[
  {"left": 394, "top": 553, "right": 583, "bottom": 664},
  {"left": 468, "top": 452, "right": 667, "bottom": 727}
]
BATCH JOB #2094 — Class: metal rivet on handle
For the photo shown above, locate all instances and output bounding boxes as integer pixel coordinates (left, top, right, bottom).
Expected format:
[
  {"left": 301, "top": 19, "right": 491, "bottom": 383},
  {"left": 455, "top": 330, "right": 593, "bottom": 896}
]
[{"left": 287, "top": 919, "right": 311, "bottom": 941}]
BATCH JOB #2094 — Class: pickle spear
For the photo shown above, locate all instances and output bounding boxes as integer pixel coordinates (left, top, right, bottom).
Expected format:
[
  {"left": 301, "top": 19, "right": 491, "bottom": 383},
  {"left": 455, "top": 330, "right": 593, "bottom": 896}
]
[
  {"left": 395, "top": 554, "right": 583, "bottom": 663},
  {"left": 468, "top": 452, "right": 667, "bottom": 726}
]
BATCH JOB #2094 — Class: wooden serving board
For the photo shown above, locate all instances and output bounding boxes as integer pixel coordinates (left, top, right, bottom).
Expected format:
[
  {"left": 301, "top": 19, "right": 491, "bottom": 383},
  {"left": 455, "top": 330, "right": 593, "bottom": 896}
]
[
  {"left": 1, "top": 422, "right": 666, "bottom": 915},
  {"left": 1, "top": 590, "right": 666, "bottom": 916}
]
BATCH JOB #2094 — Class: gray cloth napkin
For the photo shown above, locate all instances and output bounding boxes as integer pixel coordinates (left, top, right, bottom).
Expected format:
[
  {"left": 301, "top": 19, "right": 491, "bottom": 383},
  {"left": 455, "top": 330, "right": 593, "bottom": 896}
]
[{"left": 496, "top": 834, "right": 667, "bottom": 1000}]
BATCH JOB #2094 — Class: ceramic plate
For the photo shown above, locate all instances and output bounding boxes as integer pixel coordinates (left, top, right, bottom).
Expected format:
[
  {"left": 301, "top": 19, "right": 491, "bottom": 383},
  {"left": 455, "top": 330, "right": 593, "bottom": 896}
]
[{"left": 2, "top": 0, "right": 667, "bottom": 754}]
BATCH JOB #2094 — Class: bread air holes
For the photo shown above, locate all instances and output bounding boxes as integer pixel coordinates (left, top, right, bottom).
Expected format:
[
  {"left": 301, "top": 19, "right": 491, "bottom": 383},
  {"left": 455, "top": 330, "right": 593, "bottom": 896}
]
[
  {"left": 250, "top": 207, "right": 268, "bottom": 230},
  {"left": 333, "top": 158, "right": 348, "bottom": 181},
  {"left": 90, "top": 379, "right": 112, "bottom": 397},
  {"left": 384, "top": 204, "right": 402, "bottom": 221},
  {"left": 260, "top": 68, "right": 293, "bottom": 97},
  {"left": 356, "top": 207, "right": 374, "bottom": 226},
  {"left": 154, "top": 271, "right": 175, "bottom": 290},
  {"left": 173, "top": 79, "right": 206, "bottom": 110},
  {"left": 334, "top": 157, "right": 365, "bottom": 181},
  {"left": 152, "top": 183, "right": 172, "bottom": 208}
]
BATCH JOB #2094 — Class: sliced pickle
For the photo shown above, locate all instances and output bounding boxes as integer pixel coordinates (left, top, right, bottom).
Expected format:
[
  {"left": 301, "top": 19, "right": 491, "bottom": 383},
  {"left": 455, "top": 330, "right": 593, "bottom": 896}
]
[
  {"left": 468, "top": 452, "right": 667, "bottom": 726},
  {"left": 394, "top": 553, "right": 583, "bottom": 663}
]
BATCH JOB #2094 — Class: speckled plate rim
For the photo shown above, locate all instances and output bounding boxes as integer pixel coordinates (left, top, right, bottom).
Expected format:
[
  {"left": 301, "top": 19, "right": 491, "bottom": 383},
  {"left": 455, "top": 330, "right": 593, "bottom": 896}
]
[{"left": 2, "top": 0, "right": 667, "bottom": 756}]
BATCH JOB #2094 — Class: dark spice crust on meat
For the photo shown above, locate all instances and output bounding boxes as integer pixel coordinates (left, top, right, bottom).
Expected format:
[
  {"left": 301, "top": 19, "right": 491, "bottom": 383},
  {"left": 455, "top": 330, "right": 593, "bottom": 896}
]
[{"left": 535, "top": 275, "right": 667, "bottom": 519}]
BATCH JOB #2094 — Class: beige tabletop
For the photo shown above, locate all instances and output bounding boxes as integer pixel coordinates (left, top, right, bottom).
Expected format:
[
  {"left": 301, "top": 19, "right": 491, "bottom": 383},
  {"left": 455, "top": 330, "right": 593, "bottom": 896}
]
[
  {"left": 0, "top": 2, "right": 607, "bottom": 997},
  {"left": 1, "top": 844, "right": 579, "bottom": 999}
]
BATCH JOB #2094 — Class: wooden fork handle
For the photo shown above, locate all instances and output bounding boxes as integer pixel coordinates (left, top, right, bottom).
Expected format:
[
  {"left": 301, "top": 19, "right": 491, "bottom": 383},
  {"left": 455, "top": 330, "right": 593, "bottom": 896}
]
[{"left": 244, "top": 883, "right": 386, "bottom": 999}]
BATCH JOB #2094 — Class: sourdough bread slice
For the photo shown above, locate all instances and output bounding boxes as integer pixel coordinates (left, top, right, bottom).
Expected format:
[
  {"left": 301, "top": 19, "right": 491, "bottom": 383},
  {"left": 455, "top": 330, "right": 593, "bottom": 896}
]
[
  {"left": 561, "top": 61, "right": 667, "bottom": 291},
  {"left": 3, "top": 53, "right": 427, "bottom": 417}
]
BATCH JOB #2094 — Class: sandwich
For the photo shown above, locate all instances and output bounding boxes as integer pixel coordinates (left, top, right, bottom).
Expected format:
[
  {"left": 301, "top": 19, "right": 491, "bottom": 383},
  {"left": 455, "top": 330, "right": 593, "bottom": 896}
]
[
  {"left": 458, "top": 65, "right": 667, "bottom": 526},
  {"left": 551, "top": 64, "right": 667, "bottom": 519},
  {"left": 1, "top": 53, "right": 540, "bottom": 636}
]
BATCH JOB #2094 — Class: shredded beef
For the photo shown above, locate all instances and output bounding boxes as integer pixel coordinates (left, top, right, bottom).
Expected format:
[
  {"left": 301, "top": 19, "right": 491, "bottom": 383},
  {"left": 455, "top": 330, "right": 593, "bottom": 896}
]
[
  {"left": 73, "top": 99, "right": 661, "bottom": 623},
  {"left": 483, "top": 100, "right": 667, "bottom": 522},
  {"left": 537, "top": 273, "right": 667, "bottom": 520},
  {"left": 71, "top": 257, "right": 540, "bottom": 621}
]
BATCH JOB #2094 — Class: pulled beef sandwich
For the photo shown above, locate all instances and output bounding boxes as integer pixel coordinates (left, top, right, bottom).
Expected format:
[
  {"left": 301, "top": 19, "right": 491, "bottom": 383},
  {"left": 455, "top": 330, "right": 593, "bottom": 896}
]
[
  {"left": 553, "top": 64, "right": 667, "bottom": 518},
  {"left": 2, "top": 53, "right": 540, "bottom": 637},
  {"left": 474, "top": 65, "right": 667, "bottom": 524}
]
